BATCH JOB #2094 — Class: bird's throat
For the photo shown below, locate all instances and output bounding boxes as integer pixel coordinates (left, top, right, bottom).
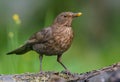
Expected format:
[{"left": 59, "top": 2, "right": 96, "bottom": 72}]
[{"left": 52, "top": 20, "right": 72, "bottom": 28}]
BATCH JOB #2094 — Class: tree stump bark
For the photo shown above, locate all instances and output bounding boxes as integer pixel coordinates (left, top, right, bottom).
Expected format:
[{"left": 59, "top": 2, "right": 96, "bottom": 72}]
[{"left": 0, "top": 62, "right": 120, "bottom": 82}]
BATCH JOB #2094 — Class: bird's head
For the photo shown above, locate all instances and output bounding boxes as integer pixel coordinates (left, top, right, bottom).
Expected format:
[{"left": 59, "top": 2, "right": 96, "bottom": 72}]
[{"left": 53, "top": 12, "right": 82, "bottom": 27}]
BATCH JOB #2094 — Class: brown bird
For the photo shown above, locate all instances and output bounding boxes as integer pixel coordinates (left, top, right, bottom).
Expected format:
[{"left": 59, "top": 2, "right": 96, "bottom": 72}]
[{"left": 7, "top": 12, "right": 82, "bottom": 71}]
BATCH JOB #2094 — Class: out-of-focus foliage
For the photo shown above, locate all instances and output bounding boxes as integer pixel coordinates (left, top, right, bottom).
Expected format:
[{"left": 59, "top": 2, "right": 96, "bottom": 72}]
[{"left": 0, "top": 0, "right": 120, "bottom": 74}]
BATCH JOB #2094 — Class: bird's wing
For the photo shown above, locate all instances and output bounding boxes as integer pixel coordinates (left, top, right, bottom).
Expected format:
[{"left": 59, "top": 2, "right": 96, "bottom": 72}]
[{"left": 27, "top": 27, "right": 53, "bottom": 44}]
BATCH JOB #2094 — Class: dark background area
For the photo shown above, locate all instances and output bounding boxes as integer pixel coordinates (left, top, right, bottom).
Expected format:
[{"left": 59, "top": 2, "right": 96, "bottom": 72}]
[{"left": 0, "top": 0, "right": 120, "bottom": 74}]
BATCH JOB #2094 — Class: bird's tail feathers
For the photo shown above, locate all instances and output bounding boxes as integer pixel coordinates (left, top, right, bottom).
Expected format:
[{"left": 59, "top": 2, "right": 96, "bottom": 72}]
[{"left": 7, "top": 44, "right": 32, "bottom": 55}]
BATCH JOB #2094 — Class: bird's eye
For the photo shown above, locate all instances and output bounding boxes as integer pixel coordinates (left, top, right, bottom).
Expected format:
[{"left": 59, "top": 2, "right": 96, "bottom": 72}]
[{"left": 63, "top": 15, "right": 67, "bottom": 17}]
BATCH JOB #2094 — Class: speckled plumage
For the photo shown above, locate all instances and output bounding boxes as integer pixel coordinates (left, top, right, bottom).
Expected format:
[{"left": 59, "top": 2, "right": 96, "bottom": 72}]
[
  {"left": 7, "top": 12, "right": 81, "bottom": 71},
  {"left": 32, "top": 26, "right": 73, "bottom": 56}
]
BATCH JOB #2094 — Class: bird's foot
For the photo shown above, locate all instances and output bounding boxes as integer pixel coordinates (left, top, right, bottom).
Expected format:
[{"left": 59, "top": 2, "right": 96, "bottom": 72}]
[
  {"left": 61, "top": 70, "right": 72, "bottom": 75},
  {"left": 39, "top": 71, "right": 44, "bottom": 75}
]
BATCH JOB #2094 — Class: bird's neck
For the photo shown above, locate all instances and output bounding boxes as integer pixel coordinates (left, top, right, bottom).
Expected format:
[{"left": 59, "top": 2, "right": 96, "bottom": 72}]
[{"left": 52, "top": 20, "right": 72, "bottom": 28}]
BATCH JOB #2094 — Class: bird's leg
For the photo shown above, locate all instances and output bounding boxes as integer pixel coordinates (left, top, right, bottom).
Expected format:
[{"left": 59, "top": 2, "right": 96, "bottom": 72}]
[
  {"left": 39, "top": 55, "right": 43, "bottom": 72},
  {"left": 57, "top": 54, "right": 67, "bottom": 70},
  {"left": 57, "top": 55, "right": 71, "bottom": 75}
]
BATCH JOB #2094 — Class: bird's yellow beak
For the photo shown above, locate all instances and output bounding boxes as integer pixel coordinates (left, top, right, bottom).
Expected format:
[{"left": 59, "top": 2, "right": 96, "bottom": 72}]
[
  {"left": 76, "top": 12, "right": 82, "bottom": 16},
  {"left": 73, "top": 12, "right": 82, "bottom": 17}
]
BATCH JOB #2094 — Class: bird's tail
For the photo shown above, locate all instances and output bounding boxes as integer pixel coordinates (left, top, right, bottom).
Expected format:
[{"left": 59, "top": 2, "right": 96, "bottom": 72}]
[{"left": 7, "top": 44, "right": 32, "bottom": 55}]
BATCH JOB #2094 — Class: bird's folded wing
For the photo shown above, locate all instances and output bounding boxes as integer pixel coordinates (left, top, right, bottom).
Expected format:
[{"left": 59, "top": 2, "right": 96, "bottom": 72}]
[{"left": 27, "top": 27, "right": 53, "bottom": 44}]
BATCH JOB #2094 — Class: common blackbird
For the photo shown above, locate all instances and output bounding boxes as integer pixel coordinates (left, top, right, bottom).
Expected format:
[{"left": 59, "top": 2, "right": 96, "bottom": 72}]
[{"left": 7, "top": 12, "right": 82, "bottom": 71}]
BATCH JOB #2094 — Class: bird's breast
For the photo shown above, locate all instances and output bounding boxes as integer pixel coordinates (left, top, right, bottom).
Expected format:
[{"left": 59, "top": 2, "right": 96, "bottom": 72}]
[{"left": 52, "top": 27, "right": 74, "bottom": 53}]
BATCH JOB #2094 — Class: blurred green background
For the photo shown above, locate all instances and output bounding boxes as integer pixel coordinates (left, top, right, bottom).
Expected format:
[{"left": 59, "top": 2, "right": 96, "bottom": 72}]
[{"left": 0, "top": 0, "right": 120, "bottom": 74}]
